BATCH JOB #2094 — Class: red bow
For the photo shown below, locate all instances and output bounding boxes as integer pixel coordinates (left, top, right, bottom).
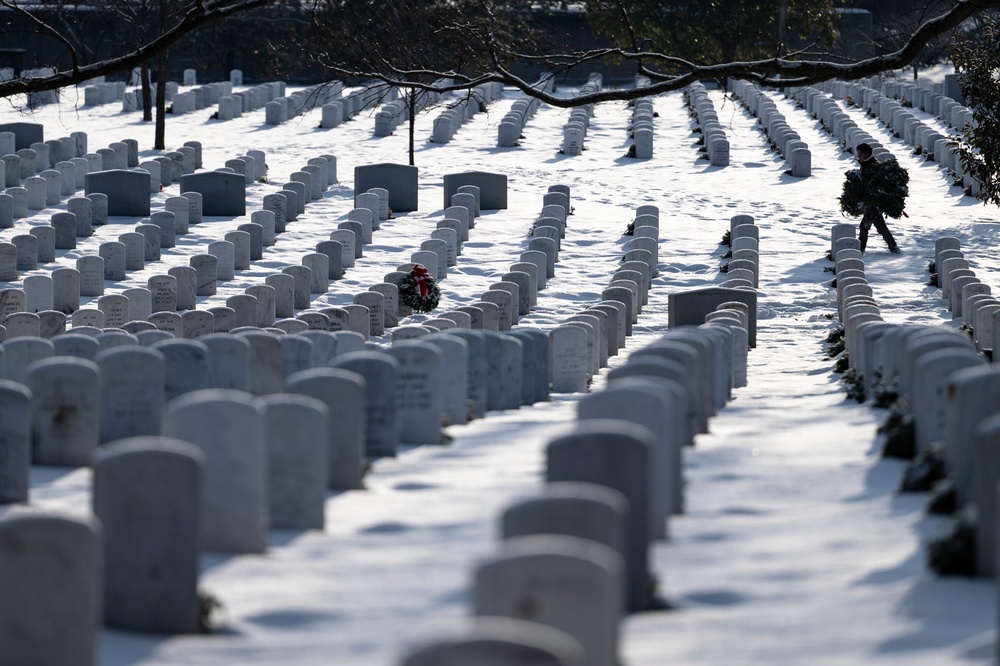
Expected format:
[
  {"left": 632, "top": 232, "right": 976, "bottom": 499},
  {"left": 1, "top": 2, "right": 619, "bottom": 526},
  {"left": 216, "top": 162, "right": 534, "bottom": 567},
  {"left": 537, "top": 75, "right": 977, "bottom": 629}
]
[{"left": 412, "top": 264, "right": 429, "bottom": 297}]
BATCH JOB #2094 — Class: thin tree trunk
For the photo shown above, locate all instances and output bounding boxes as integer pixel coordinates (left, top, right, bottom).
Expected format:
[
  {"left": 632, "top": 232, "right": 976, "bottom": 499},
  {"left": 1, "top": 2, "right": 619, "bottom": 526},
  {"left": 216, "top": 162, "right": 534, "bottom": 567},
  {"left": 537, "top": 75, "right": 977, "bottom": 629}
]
[
  {"left": 154, "top": 51, "right": 167, "bottom": 149},
  {"left": 141, "top": 63, "right": 152, "bottom": 122},
  {"left": 154, "top": 0, "right": 168, "bottom": 150},
  {"left": 408, "top": 89, "right": 416, "bottom": 166}
]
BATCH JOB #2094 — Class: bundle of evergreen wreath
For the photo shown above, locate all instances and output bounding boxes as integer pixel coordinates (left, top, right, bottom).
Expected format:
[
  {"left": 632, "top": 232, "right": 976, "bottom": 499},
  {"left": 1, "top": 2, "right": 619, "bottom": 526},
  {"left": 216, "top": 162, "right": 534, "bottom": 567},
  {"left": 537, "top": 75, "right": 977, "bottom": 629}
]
[
  {"left": 398, "top": 264, "right": 441, "bottom": 313},
  {"left": 839, "top": 159, "right": 909, "bottom": 219}
]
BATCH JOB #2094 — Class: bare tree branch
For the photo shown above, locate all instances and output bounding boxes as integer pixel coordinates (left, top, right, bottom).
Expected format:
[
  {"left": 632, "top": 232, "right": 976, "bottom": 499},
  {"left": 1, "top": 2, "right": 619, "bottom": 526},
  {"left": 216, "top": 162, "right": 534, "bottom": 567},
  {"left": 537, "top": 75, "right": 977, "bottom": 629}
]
[
  {"left": 0, "top": 0, "right": 270, "bottom": 98},
  {"left": 320, "top": 0, "right": 997, "bottom": 110},
  {"left": 490, "top": 0, "right": 1000, "bottom": 106}
]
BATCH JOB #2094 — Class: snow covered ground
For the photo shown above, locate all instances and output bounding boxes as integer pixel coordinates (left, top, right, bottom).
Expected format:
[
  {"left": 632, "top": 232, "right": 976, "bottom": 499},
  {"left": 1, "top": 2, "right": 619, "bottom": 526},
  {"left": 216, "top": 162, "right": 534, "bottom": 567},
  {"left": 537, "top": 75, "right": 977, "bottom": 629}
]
[{"left": 6, "top": 71, "right": 997, "bottom": 665}]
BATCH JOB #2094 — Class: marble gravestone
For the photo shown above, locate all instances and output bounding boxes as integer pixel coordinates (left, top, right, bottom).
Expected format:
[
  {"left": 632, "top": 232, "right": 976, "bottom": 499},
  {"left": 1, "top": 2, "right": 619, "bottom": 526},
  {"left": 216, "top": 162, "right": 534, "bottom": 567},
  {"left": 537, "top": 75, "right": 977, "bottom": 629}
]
[
  {"left": 153, "top": 339, "right": 212, "bottom": 401},
  {"left": 484, "top": 331, "right": 522, "bottom": 412},
  {"left": 92, "top": 437, "right": 204, "bottom": 634},
  {"left": 165, "top": 389, "right": 268, "bottom": 554},
  {"left": 97, "top": 346, "right": 165, "bottom": 443},
  {"left": 579, "top": 381, "right": 682, "bottom": 540},
  {"left": 331, "top": 351, "right": 399, "bottom": 459},
  {"left": 180, "top": 171, "right": 247, "bottom": 216},
  {"left": 551, "top": 325, "right": 589, "bottom": 393},
  {"left": 3, "top": 338, "right": 55, "bottom": 384},
  {"left": 0, "top": 380, "right": 31, "bottom": 504},
  {"left": 238, "top": 331, "right": 283, "bottom": 396},
  {"left": 501, "top": 482, "right": 629, "bottom": 579},
  {"left": 386, "top": 341, "right": 444, "bottom": 445},
  {"left": 442, "top": 170, "right": 508, "bottom": 210},
  {"left": 546, "top": 420, "right": 655, "bottom": 612},
  {"left": 201, "top": 334, "right": 250, "bottom": 391},
  {"left": 472, "top": 534, "right": 623, "bottom": 666},
  {"left": 284, "top": 368, "right": 367, "bottom": 490},
  {"left": 0, "top": 509, "right": 101, "bottom": 666},
  {"left": 421, "top": 334, "right": 469, "bottom": 426},
  {"left": 27, "top": 358, "right": 101, "bottom": 467},
  {"left": 261, "top": 394, "right": 329, "bottom": 530},
  {"left": 354, "top": 163, "right": 418, "bottom": 212},
  {"left": 84, "top": 169, "right": 150, "bottom": 216},
  {"left": 669, "top": 286, "right": 758, "bottom": 347}
]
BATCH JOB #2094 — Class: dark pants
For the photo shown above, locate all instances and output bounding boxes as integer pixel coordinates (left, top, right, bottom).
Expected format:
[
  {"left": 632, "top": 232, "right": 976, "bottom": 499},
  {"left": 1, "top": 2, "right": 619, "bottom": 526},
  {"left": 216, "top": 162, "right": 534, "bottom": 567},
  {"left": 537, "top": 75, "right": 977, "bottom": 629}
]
[{"left": 859, "top": 206, "right": 896, "bottom": 252}]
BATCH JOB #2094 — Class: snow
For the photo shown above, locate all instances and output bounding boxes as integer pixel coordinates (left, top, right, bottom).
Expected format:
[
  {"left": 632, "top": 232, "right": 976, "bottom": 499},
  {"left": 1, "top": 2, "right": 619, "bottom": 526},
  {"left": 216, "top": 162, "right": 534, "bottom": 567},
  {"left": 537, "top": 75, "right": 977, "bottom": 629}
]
[{"left": 4, "top": 75, "right": 996, "bottom": 665}]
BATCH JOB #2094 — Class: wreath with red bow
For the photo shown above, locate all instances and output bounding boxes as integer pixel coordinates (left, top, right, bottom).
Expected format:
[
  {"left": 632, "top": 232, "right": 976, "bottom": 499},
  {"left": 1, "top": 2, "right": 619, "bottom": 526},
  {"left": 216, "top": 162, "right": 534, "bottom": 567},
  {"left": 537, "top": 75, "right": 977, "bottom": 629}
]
[{"left": 398, "top": 264, "right": 441, "bottom": 313}]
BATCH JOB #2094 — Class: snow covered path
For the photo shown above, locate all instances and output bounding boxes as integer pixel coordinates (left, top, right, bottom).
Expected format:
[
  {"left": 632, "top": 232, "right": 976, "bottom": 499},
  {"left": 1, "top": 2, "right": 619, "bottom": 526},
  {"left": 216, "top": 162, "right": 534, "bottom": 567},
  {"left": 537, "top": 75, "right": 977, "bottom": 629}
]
[{"left": 625, "top": 311, "right": 994, "bottom": 666}]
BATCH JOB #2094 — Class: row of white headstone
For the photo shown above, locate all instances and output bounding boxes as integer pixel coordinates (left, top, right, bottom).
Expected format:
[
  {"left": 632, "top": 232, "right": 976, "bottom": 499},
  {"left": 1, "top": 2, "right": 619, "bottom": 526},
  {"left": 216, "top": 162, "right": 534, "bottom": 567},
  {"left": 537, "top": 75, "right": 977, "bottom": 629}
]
[
  {"left": 120, "top": 70, "right": 281, "bottom": 117},
  {"left": 384, "top": 185, "right": 640, "bottom": 393},
  {"left": 722, "top": 215, "right": 760, "bottom": 291},
  {"left": 829, "top": 223, "right": 874, "bottom": 382},
  {"left": 0, "top": 143, "right": 336, "bottom": 337},
  {"left": 685, "top": 81, "right": 730, "bottom": 167},
  {"left": 829, "top": 75, "right": 970, "bottom": 135},
  {"left": 1, "top": 157, "right": 492, "bottom": 348},
  {"left": 125, "top": 80, "right": 236, "bottom": 115},
  {"left": 872, "top": 76, "right": 970, "bottom": 129},
  {"left": 497, "top": 74, "right": 554, "bottom": 148},
  {"left": 0, "top": 130, "right": 201, "bottom": 223},
  {"left": 321, "top": 81, "right": 391, "bottom": 129},
  {"left": 530, "top": 192, "right": 627, "bottom": 393},
  {"left": 0, "top": 134, "right": 178, "bottom": 246},
  {"left": 815, "top": 78, "right": 975, "bottom": 192},
  {"left": 0, "top": 127, "right": 94, "bottom": 189},
  {"left": 0, "top": 137, "right": 205, "bottom": 288},
  {"left": 630, "top": 76, "right": 654, "bottom": 160},
  {"left": 265, "top": 81, "right": 342, "bottom": 126},
  {"left": 82, "top": 78, "right": 126, "bottom": 107},
  {"left": 122, "top": 81, "right": 179, "bottom": 112},
  {"left": 429, "top": 82, "right": 505, "bottom": 144},
  {"left": 151, "top": 141, "right": 202, "bottom": 183},
  {"left": 373, "top": 80, "right": 470, "bottom": 137},
  {"left": 731, "top": 80, "right": 811, "bottom": 178},
  {"left": 18, "top": 136, "right": 142, "bottom": 214},
  {"left": 6, "top": 179, "right": 547, "bottom": 345},
  {"left": 789, "top": 84, "right": 896, "bottom": 165},
  {"left": 397, "top": 298, "right": 754, "bottom": 665},
  {"left": 179, "top": 68, "right": 247, "bottom": 88},
  {"left": 560, "top": 73, "right": 601, "bottom": 156},
  {"left": 215, "top": 79, "right": 275, "bottom": 119},
  {"left": 833, "top": 230, "right": 1000, "bottom": 584}
]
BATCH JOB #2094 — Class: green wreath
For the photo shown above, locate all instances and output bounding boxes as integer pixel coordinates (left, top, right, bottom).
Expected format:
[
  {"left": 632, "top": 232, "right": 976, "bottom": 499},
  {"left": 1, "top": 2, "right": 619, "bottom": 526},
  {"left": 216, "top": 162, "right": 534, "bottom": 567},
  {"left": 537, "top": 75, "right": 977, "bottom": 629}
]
[
  {"left": 398, "top": 264, "right": 441, "bottom": 313},
  {"left": 839, "top": 169, "right": 866, "bottom": 217},
  {"left": 839, "top": 159, "right": 909, "bottom": 219}
]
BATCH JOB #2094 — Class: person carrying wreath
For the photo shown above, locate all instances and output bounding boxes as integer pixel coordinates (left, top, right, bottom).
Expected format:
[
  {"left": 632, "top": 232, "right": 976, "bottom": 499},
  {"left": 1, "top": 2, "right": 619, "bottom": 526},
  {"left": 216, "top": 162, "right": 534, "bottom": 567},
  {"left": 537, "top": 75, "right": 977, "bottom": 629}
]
[{"left": 855, "top": 143, "right": 901, "bottom": 255}]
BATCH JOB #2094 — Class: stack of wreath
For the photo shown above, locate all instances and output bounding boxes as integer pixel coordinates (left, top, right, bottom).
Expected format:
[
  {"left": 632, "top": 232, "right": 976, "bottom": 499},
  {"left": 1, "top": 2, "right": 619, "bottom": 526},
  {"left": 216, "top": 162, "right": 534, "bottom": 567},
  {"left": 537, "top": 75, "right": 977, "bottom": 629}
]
[
  {"left": 398, "top": 263, "right": 441, "bottom": 313},
  {"left": 839, "top": 158, "right": 910, "bottom": 219}
]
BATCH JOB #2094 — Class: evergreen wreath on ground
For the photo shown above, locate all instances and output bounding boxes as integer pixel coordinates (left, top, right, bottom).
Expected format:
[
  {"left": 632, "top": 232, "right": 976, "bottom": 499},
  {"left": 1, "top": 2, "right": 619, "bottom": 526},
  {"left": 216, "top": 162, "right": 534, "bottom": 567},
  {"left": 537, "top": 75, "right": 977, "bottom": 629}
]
[
  {"left": 839, "top": 159, "right": 910, "bottom": 219},
  {"left": 399, "top": 264, "right": 441, "bottom": 313}
]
